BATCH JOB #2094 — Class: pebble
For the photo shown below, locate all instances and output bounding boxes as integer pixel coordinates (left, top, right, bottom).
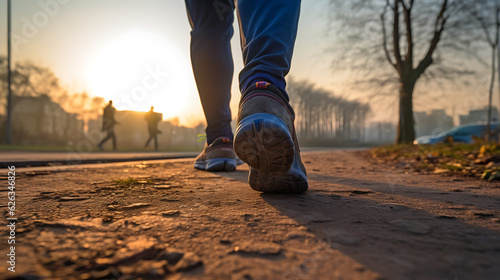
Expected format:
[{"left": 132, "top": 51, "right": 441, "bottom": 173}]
[
  {"left": 286, "top": 230, "right": 308, "bottom": 240},
  {"left": 172, "top": 252, "right": 202, "bottom": 271},
  {"left": 155, "top": 185, "right": 171, "bottom": 190},
  {"left": 234, "top": 241, "right": 282, "bottom": 255},
  {"left": 162, "top": 210, "right": 180, "bottom": 217},
  {"left": 158, "top": 250, "right": 185, "bottom": 264},
  {"left": 122, "top": 203, "right": 152, "bottom": 210},
  {"left": 119, "top": 260, "right": 167, "bottom": 276},
  {"left": 111, "top": 237, "right": 160, "bottom": 265},
  {"left": 59, "top": 196, "right": 91, "bottom": 201},
  {"left": 471, "top": 211, "right": 495, "bottom": 218}
]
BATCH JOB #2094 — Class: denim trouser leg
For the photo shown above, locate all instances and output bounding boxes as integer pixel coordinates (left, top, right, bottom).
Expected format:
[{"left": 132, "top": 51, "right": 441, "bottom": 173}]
[
  {"left": 185, "top": 0, "right": 235, "bottom": 144},
  {"left": 236, "top": 0, "right": 301, "bottom": 100},
  {"left": 185, "top": 0, "right": 301, "bottom": 144}
]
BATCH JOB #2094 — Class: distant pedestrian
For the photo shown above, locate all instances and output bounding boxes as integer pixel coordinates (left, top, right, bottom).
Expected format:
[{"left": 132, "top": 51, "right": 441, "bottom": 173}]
[
  {"left": 144, "top": 106, "right": 161, "bottom": 151},
  {"left": 97, "top": 100, "right": 118, "bottom": 151}
]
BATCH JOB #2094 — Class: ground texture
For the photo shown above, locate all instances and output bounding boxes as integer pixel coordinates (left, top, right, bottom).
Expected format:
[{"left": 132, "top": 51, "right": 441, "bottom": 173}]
[{"left": 1, "top": 150, "right": 500, "bottom": 280}]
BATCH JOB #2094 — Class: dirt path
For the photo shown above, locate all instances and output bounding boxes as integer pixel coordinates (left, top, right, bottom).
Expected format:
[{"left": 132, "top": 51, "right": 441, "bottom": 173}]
[{"left": 1, "top": 150, "right": 499, "bottom": 280}]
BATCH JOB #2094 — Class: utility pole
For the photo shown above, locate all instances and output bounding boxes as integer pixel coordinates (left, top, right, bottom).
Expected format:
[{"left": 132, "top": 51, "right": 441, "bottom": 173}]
[
  {"left": 497, "top": 7, "right": 500, "bottom": 142},
  {"left": 5, "top": 0, "right": 12, "bottom": 145}
]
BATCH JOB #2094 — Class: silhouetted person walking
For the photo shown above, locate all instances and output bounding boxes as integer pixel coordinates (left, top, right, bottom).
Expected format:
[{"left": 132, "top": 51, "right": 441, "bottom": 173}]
[
  {"left": 144, "top": 106, "right": 161, "bottom": 151},
  {"left": 97, "top": 100, "right": 118, "bottom": 151}
]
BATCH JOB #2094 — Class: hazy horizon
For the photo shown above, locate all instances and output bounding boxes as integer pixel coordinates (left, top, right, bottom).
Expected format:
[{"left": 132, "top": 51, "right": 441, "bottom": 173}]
[{"left": 0, "top": 0, "right": 495, "bottom": 128}]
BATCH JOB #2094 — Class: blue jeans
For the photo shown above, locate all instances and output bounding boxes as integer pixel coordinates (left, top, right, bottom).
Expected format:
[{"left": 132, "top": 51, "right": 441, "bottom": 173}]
[{"left": 185, "top": 0, "right": 301, "bottom": 144}]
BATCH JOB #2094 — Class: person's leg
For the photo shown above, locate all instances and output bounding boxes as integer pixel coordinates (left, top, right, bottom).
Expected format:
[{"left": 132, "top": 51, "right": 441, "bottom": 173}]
[
  {"left": 236, "top": 0, "right": 301, "bottom": 99},
  {"left": 145, "top": 136, "right": 152, "bottom": 147},
  {"left": 185, "top": 0, "right": 235, "bottom": 144},
  {"left": 154, "top": 135, "right": 158, "bottom": 151},
  {"left": 97, "top": 133, "right": 111, "bottom": 149},
  {"left": 111, "top": 131, "right": 117, "bottom": 150},
  {"left": 233, "top": 0, "right": 307, "bottom": 193}
]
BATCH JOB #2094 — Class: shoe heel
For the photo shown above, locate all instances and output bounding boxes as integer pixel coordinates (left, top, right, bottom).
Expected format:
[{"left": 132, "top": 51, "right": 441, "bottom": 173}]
[{"left": 234, "top": 113, "right": 295, "bottom": 174}]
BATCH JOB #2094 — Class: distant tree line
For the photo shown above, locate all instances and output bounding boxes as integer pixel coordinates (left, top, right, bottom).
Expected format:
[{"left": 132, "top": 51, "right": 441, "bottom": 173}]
[
  {"left": 288, "top": 78, "right": 370, "bottom": 143},
  {"left": 0, "top": 56, "right": 105, "bottom": 122}
]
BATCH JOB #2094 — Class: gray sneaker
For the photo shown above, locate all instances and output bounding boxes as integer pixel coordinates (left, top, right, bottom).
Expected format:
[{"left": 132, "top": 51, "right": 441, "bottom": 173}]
[
  {"left": 194, "top": 137, "right": 238, "bottom": 172},
  {"left": 234, "top": 82, "right": 308, "bottom": 193}
]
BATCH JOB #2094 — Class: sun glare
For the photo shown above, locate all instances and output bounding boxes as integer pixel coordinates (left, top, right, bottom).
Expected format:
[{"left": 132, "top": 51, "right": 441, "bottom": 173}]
[{"left": 85, "top": 29, "right": 198, "bottom": 122}]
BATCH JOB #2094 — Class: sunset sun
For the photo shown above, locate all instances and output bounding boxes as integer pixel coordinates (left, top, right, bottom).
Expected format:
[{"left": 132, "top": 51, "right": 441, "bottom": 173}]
[{"left": 85, "top": 29, "right": 197, "bottom": 121}]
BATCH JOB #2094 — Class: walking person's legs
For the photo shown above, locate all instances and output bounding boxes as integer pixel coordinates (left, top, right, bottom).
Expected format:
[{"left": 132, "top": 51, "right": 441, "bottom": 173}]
[
  {"left": 233, "top": 0, "right": 308, "bottom": 192},
  {"left": 145, "top": 136, "right": 152, "bottom": 148},
  {"left": 111, "top": 131, "right": 117, "bottom": 151},
  {"left": 185, "top": 0, "right": 235, "bottom": 144},
  {"left": 186, "top": 0, "right": 239, "bottom": 172},
  {"left": 97, "top": 131, "right": 112, "bottom": 151}
]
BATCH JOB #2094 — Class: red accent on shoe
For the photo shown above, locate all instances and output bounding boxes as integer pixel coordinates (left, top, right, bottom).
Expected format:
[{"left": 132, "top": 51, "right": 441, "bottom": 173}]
[{"left": 255, "top": 81, "right": 270, "bottom": 89}]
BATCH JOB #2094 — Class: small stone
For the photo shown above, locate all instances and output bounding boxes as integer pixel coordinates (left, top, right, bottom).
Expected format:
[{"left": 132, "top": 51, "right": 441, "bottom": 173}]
[
  {"left": 286, "top": 230, "right": 308, "bottom": 239},
  {"left": 155, "top": 185, "right": 171, "bottom": 190},
  {"left": 472, "top": 211, "right": 495, "bottom": 218},
  {"left": 162, "top": 210, "right": 180, "bottom": 217},
  {"left": 95, "top": 258, "right": 111, "bottom": 264},
  {"left": 161, "top": 197, "right": 180, "bottom": 202},
  {"left": 234, "top": 241, "right": 282, "bottom": 255},
  {"left": 438, "top": 215, "right": 456, "bottom": 220},
  {"left": 107, "top": 205, "right": 119, "bottom": 211},
  {"left": 89, "top": 269, "right": 111, "bottom": 279},
  {"left": 434, "top": 168, "right": 451, "bottom": 174},
  {"left": 485, "top": 162, "right": 500, "bottom": 169},
  {"left": 59, "top": 196, "right": 90, "bottom": 201},
  {"left": 122, "top": 203, "right": 151, "bottom": 210},
  {"left": 111, "top": 237, "right": 160, "bottom": 265},
  {"left": 119, "top": 260, "right": 167, "bottom": 276},
  {"left": 158, "top": 249, "right": 184, "bottom": 265},
  {"left": 172, "top": 252, "right": 202, "bottom": 271}
]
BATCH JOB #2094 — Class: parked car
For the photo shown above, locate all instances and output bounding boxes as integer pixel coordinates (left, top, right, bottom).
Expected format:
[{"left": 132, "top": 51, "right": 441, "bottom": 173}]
[{"left": 413, "top": 123, "right": 500, "bottom": 144}]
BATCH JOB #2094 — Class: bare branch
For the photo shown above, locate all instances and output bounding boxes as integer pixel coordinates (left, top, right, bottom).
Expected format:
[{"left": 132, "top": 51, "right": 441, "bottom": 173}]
[
  {"left": 401, "top": 0, "right": 413, "bottom": 65},
  {"left": 392, "top": 0, "right": 403, "bottom": 72},
  {"left": 415, "top": 0, "right": 448, "bottom": 77},
  {"left": 381, "top": 2, "right": 397, "bottom": 70}
]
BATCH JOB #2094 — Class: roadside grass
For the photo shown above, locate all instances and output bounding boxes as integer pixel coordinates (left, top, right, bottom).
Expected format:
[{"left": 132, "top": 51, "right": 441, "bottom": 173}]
[
  {"left": 113, "top": 177, "right": 139, "bottom": 185},
  {"left": 370, "top": 143, "right": 500, "bottom": 180}
]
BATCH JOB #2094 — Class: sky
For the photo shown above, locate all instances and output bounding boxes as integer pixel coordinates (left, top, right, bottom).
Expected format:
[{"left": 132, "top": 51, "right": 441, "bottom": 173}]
[{"left": 0, "top": 0, "right": 494, "bottom": 127}]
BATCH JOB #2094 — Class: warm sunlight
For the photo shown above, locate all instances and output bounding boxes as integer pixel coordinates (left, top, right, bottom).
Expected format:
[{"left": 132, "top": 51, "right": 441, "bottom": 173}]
[{"left": 85, "top": 29, "right": 197, "bottom": 120}]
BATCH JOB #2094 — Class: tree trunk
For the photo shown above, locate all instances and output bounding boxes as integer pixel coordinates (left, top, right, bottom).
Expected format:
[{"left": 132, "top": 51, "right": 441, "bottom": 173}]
[
  {"left": 396, "top": 80, "right": 416, "bottom": 144},
  {"left": 486, "top": 45, "right": 496, "bottom": 142}
]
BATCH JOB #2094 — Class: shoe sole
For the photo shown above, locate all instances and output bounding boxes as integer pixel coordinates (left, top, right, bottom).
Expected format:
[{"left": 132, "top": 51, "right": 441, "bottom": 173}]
[
  {"left": 194, "top": 158, "right": 237, "bottom": 172},
  {"left": 234, "top": 113, "right": 307, "bottom": 193}
]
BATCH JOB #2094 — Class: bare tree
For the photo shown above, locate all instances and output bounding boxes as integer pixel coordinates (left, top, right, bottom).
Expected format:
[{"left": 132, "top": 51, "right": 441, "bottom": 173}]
[
  {"left": 329, "top": 0, "right": 475, "bottom": 144},
  {"left": 467, "top": 0, "right": 500, "bottom": 142},
  {"left": 0, "top": 58, "right": 105, "bottom": 122},
  {"left": 287, "top": 78, "right": 370, "bottom": 144}
]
